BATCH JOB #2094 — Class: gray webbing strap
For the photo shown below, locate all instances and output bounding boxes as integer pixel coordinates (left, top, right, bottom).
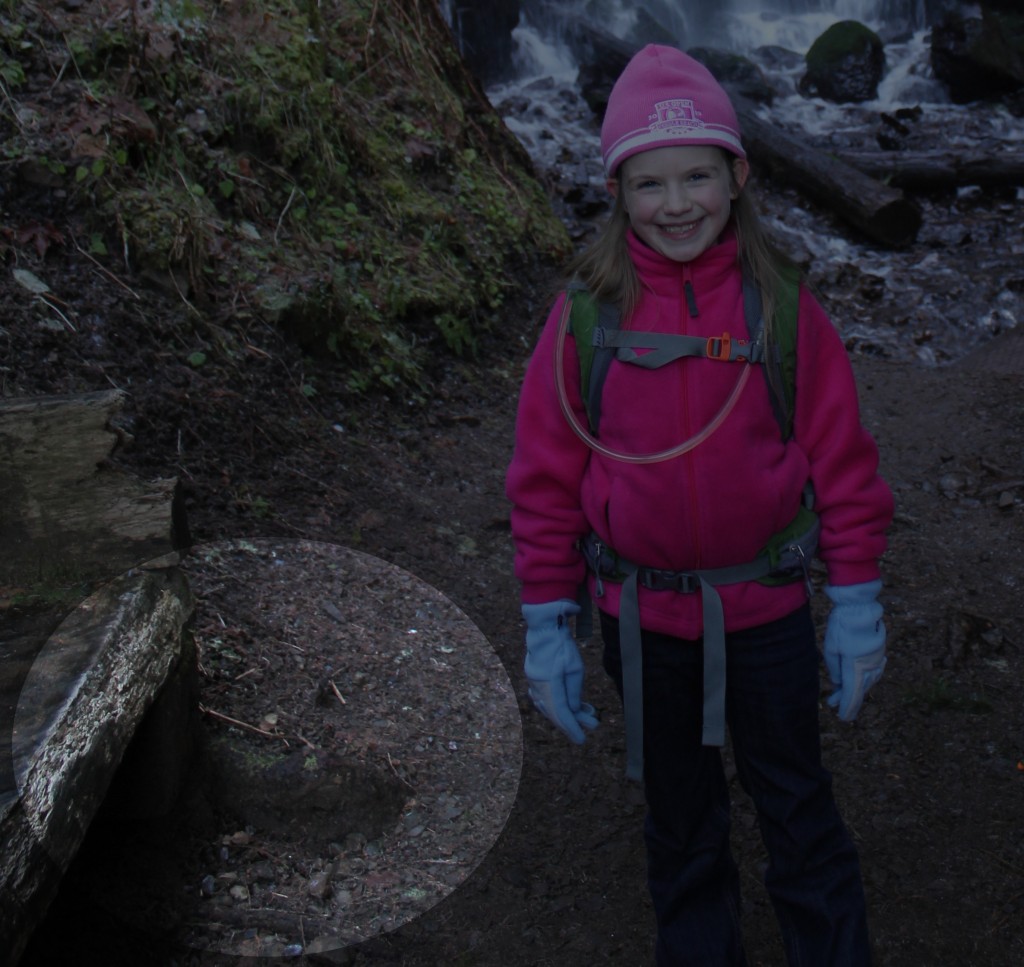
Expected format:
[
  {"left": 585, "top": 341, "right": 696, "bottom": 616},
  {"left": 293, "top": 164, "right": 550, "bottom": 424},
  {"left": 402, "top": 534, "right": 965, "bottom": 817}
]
[
  {"left": 602, "top": 331, "right": 716, "bottom": 369},
  {"left": 619, "top": 570, "right": 645, "bottom": 781},
  {"left": 586, "top": 534, "right": 815, "bottom": 782},
  {"left": 567, "top": 278, "right": 806, "bottom": 778},
  {"left": 618, "top": 569, "right": 734, "bottom": 781},
  {"left": 699, "top": 577, "right": 727, "bottom": 748},
  {"left": 594, "top": 329, "right": 764, "bottom": 369}
]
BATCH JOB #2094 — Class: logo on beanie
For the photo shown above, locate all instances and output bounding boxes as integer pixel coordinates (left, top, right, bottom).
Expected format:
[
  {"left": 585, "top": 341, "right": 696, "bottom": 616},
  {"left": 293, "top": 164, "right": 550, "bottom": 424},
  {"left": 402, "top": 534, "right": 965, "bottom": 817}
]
[{"left": 650, "top": 98, "right": 704, "bottom": 132}]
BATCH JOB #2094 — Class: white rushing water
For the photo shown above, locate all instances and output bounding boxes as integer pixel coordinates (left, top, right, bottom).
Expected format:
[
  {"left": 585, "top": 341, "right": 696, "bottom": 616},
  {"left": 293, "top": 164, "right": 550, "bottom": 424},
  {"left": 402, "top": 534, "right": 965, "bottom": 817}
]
[
  {"left": 499, "top": 1, "right": 1019, "bottom": 148},
  {"left": 485, "top": 1, "right": 1023, "bottom": 365}
]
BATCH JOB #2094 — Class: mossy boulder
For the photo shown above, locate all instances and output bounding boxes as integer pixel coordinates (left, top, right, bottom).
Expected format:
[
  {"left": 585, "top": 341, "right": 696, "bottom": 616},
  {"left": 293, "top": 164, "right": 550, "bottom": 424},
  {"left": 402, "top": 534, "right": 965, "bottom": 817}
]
[{"left": 799, "top": 20, "right": 885, "bottom": 104}]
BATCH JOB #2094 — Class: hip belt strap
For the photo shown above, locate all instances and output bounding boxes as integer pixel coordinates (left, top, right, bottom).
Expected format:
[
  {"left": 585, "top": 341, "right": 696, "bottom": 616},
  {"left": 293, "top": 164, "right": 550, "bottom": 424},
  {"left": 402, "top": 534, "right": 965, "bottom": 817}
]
[{"left": 581, "top": 533, "right": 814, "bottom": 782}]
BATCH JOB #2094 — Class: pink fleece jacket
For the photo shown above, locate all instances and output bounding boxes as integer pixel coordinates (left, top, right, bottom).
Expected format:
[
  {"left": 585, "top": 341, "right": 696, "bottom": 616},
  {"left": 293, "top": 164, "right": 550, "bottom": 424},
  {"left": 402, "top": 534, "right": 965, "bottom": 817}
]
[{"left": 506, "top": 231, "right": 893, "bottom": 639}]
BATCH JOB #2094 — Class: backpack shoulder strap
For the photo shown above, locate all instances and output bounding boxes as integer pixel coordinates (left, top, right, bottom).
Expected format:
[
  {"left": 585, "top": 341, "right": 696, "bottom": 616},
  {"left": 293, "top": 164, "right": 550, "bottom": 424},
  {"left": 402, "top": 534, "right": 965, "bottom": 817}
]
[
  {"left": 570, "top": 267, "right": 801, "bottom": 440},
  {"left": 743, "top": 265, "right": 801, "bottom": 440},
  {"left": 566, "top": 283, "right": 620, "bottom": 435}
]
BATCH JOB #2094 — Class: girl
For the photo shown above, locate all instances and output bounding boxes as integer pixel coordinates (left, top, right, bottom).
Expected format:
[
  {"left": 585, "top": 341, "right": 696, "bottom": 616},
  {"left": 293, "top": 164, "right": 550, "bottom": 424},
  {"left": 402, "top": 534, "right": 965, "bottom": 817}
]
[{"left": 505, "top": 46, "right": 893, "bottom": 966}]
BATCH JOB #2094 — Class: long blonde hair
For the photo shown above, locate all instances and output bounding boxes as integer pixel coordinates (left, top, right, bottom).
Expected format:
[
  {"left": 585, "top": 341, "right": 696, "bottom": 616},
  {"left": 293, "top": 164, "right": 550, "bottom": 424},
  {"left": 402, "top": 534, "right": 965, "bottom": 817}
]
[{"left": 564, "top": 151, "right": 797, "bottom": 354}]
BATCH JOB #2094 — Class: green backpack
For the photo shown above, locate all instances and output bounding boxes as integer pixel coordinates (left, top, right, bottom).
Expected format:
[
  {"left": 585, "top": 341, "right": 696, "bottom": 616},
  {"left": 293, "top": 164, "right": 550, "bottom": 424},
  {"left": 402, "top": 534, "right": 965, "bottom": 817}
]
[
  {"left": 563, "top": 269, "right": 814, "bottom": 777},
  {"left": 566, "top": 265, "right": 802, "bottom": 441},
  {"left": 565, "top": 265, "right": 814, "bottom": 590}
]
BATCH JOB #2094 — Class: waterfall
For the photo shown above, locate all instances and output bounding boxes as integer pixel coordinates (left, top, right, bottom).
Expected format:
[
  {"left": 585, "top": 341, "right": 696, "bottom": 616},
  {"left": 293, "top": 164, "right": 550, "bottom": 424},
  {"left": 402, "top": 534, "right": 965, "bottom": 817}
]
[
  {"left": 484, "top": 0, "right": 1020, "bottom": 367},
  {"left": 519, "top": 0, "right": 970, "bottom": 54},
  {"left": 443, "top": 1, "right": 975, "bottom": 88}
]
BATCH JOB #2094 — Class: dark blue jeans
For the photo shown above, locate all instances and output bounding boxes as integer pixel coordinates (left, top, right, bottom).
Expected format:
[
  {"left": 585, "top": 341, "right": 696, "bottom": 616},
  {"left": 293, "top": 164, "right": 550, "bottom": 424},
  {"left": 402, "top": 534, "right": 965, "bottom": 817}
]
[{"left": 601, "top": 605, "right": 870, "bottom": 967}]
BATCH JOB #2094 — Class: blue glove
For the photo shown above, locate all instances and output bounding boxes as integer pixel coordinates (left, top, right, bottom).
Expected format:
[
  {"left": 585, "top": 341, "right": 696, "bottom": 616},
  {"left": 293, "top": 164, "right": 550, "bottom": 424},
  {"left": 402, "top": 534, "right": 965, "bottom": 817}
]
[
  {"left": 824, "top": 580, "right": 886, "bottom": 722},
  {"left": 522, "top": 600, "right": 599, "bottom": 744}
]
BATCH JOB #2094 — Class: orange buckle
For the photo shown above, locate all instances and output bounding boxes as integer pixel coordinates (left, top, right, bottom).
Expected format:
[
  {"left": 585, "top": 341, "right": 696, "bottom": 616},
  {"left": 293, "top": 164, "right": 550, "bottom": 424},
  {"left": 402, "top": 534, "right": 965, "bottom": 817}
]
[{"left": 706, "top": 332, "right": 732, "bottom": 361}]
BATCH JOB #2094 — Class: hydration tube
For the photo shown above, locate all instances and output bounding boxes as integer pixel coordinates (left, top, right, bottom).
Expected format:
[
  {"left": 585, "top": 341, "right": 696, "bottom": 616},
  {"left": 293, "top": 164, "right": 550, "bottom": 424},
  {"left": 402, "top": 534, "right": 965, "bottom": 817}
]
[{"left": 553, "top": 295, "right": 752, "bottom": 465}]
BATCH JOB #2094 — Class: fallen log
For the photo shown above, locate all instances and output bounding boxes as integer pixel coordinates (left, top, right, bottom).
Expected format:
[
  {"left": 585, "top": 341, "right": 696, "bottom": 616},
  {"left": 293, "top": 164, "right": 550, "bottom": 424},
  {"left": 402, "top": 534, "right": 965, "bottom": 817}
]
[
  {"left": 0, "top": 565, "right": 196, "bottom": 966},
  {"left": 835, "top": 148, "right": 1024, "bottom": 191},
  {"left": 732, "top": 94, "right": 923, "bottom": 248},
  {"left": 0, "top": 390, "right": 189, "bottom": 587},
  {"left": 0, "top": 389, "right": 197, "bottom": 964}
]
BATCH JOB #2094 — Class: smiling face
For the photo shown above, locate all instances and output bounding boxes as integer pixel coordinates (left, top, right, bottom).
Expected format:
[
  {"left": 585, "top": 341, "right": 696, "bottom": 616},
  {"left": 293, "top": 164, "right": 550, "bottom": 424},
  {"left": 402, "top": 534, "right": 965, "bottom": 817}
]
[{"left": 609, "top": 144, "right": 749, "bottom": 263}]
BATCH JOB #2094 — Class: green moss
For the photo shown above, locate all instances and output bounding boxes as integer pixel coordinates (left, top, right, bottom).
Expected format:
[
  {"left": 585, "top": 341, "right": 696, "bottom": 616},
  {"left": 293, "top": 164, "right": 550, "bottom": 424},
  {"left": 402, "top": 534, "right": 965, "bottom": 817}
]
[
  {"left": 805, "top": 20, "right": 881, "bottom": 71},
  {"left": 3, "top": 0, "right": 570, "bottom": 392}
]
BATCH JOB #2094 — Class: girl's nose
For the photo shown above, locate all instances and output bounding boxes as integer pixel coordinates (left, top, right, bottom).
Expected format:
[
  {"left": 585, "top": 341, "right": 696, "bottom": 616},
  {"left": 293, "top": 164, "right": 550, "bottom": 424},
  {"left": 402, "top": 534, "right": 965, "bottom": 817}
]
[{"left": 664, "top": 182, "right": 693, "bottom": 213}]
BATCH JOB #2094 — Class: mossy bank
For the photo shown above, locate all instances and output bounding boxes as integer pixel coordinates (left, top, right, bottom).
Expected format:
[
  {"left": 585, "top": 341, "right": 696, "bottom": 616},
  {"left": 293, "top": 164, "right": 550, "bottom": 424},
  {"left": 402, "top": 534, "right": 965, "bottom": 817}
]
[{"left": 0, "top": 0, "right": 570, "bottom": 393}]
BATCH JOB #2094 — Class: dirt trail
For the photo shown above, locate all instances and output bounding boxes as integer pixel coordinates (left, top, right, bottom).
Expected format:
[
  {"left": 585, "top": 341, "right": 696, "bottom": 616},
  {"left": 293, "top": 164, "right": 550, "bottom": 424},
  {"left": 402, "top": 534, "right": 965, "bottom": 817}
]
[{"left": 11, "top": 269, "right": 1023, "bottom": 964}]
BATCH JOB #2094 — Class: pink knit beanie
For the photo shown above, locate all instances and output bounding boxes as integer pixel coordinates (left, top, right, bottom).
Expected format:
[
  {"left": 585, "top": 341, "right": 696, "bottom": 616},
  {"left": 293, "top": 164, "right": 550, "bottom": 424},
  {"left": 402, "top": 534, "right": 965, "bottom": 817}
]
[{"left": 601, "top": 45, "right": 746, "bottom": 177}]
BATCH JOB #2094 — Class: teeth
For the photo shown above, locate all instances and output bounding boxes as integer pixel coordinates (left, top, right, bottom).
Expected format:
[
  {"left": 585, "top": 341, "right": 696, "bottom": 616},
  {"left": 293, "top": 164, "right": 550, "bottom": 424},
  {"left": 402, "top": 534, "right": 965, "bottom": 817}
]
[{"left": 664, "top": 221, "right": 699, "bottom": 233}]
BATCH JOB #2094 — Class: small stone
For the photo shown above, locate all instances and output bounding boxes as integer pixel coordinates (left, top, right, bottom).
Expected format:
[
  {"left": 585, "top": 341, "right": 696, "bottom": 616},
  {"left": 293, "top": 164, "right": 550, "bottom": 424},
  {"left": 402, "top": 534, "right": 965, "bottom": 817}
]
[
  {"left": 249, "top": 860, "right": 276, "bottom": 881},
  {"left": 938, "top": 472, "right": 967, "bottom": 496},
  {"left": 307, "top": 871, "right": 332, "bottom": 898},
  {"left": 229, "top": 884, "right": 250, "bottom": 901}
]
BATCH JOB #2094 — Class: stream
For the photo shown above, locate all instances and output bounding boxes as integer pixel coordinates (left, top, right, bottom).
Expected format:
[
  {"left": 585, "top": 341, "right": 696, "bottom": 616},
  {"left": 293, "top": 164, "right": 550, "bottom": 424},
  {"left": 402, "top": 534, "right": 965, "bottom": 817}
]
[{"left": 480, "top": 1, "right": 1024, "bottom": 365}]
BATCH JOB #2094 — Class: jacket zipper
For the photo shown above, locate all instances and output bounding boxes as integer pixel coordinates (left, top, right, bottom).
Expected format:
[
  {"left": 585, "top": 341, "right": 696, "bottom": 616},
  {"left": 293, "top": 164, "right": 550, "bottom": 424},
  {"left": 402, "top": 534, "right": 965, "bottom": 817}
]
[{"left": 681, "top": 268, "right": 702, "bottom": 568}]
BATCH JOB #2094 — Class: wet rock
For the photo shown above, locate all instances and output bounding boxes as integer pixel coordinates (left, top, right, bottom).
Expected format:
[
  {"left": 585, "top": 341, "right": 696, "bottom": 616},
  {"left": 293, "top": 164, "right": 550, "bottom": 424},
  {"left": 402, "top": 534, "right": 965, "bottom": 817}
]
[
  {"left": 799, "top": 20, "right": 886, "bottom": 103},
  {"left": 307, "top": 869, "right": 332, "bottom": 899},
  {"left": 564, "top": 179, "right": 610, "bottom": 219},
  {"left": 576, "top": 44, "right": 630, "bottom": 117},
  {"left": 689, "top": 47, "right": 776, "bottom": 104},
  {"left": 876, "top": 110, "right": 915, "bottom": 150},
  {"left": 631, "top": 7, "right": 677, "bottom": 48},
  {"left": 930, "top": 11, "right": 1024, "bottom": 106},
  {"left": 753, "top": 45, "right": 804, "bottom": 72}
]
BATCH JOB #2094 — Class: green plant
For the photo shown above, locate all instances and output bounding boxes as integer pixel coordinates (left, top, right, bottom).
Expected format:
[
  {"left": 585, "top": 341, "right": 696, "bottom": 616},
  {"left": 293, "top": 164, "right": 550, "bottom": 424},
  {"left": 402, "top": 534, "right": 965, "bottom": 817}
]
[
  {"left": 0, "top": 52, "right": 24, "bottom": 87},
  {"left": 2, "top": 0, "right": 569, "bottom": 394}
]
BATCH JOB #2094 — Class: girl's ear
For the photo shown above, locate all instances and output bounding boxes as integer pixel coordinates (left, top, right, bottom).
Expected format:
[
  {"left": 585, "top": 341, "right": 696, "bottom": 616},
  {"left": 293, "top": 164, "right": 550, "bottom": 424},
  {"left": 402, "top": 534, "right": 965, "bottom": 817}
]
[
  {"left": 606, "top": 177, "right": 619, "bottom": 199},
  {"left": 731, "top": 157, "right": 750, "bottom": 198}
]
